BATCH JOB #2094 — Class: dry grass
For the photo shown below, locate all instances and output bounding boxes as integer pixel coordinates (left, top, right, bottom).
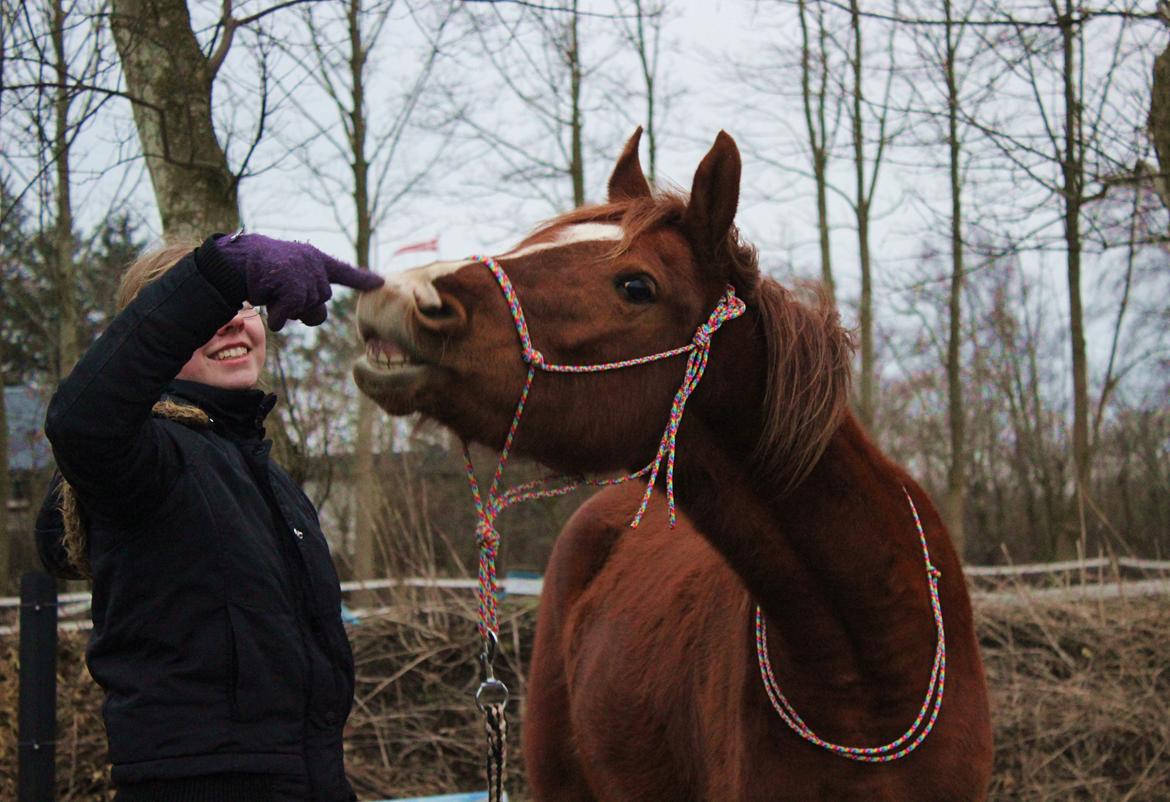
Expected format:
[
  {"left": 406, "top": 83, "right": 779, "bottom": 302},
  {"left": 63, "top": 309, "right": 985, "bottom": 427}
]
[
  {"left": 2, "top": 590, "right": 1167, "bottom": 801},
  {"left": 342, "top": 587, "right": 535, "bottom": 800},
  {"left": 980, "top": 593, "right": 1170, "bottom": 801}
]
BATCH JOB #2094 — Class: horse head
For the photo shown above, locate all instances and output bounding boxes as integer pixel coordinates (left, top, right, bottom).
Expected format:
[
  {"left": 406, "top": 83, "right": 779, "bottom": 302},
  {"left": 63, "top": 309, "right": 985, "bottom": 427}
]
[{"left": 354, "top": 129, "right": 769, "bottom": 476}]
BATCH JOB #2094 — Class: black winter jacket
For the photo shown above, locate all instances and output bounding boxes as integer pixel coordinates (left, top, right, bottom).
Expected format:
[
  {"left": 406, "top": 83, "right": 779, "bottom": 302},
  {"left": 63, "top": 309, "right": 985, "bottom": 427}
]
[{"left": 42, "top": 240, "right": 356, "bottom": 801}]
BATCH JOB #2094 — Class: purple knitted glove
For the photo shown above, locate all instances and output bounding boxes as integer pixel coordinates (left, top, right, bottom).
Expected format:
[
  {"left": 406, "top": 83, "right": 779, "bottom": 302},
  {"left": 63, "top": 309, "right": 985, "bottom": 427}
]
[{"left": 215, "top": 233, "right": 384, "bottom": 331}]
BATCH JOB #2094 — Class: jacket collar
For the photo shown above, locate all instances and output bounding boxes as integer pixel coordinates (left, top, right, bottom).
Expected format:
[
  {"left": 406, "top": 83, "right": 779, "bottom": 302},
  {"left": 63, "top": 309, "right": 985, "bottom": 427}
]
[{"left": 166, "top": 380, "right": 277, "bottom": 441}]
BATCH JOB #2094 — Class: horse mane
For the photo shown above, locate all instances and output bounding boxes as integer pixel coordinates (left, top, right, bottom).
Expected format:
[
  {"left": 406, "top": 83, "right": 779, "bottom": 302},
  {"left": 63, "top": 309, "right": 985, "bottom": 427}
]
[
  {"left": 755, "top": 278, "right": 854, "bottom": 493},
  {"left": 533, "top": 193, "right": 852, "bottom": 493}
]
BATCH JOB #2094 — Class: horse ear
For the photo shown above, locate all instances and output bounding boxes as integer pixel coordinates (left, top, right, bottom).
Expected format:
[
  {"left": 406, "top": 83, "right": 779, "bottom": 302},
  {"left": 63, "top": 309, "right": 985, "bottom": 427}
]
[
  {"left": 607, "top": 127, "right": 652, "bottom": 202},
  {"left": 684, "top": 131, "right": 741, "bottom": 266}
]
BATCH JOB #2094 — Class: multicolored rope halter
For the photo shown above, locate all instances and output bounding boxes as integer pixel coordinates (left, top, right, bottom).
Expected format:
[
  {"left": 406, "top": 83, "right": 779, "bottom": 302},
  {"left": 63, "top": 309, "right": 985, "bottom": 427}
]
[
  {"left": 460, "top": 253, "right": 743, "bottom": 801},
  {"left": 464, "top": 254, "right": 746, "bottom": 648},
  {"left": 754, "top": 486, "right": 946, "bottom": 761},
  {"left": 460, "top": 252, "right": 944, "bottom": 775}
]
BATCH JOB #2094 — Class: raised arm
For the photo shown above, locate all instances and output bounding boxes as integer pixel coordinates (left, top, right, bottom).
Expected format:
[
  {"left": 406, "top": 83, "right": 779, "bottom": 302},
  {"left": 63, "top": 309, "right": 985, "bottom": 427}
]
[
  {"left": 45, "top": 240, "right": 244, "bottom": 523},
  {"left": 44, "top": 235, "right": 382, "bottom": 525}
]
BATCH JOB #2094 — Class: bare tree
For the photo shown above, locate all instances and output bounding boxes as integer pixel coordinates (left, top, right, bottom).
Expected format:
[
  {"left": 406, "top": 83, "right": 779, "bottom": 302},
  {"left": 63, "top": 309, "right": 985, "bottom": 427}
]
[
  {"left": 1055, "top": 0, "right": 1092, "bottom": 551},
  {"left": 2, "top": 0, "right": 119, "bottom": 376},
  {"left": 109, "top": 0, "right": 237, "bottom": 237},
  {"left": 108, "top": 0, "right": 295, "bottom": 238},
  {"left": 845, "top": 0, "right": 897, "bottom": 431},
  {"left": 458, "top": 0, "right": 612, "bottom": 211},
  {"left": 966, "top": 1, "right": 1159, "bottom": 554},
  {"left": 1, "top": 5, "right": 16, "bottom": 578},
  {"left": 48, "top": 0, "right": 78, "bottom": 374},
  {"left": 724, "top": 1, "right": 845, "bottom": 290},
  {"left": 616, "top": 0, "right": 667, "bottom": 183},
  {"left": 1151, "top": 5, "right": 1170, "bottom": 210},
  {"left": 898, "top": 0, "right": 989, "bottom": 552},
  {"left": 799, "top": 0, "right": 838, "bottom": 295},
  {"left": 271, "top": 0, "right": 459, "bottom": 581},
  {"left": 940, "top": 0, "right": 971, "bottom": 553}
]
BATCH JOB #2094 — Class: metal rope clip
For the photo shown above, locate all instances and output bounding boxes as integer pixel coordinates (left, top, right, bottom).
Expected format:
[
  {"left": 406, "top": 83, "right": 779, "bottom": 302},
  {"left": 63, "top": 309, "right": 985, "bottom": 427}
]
[{"left": 476, "top": 630, "right": 510, "bottom": 712}]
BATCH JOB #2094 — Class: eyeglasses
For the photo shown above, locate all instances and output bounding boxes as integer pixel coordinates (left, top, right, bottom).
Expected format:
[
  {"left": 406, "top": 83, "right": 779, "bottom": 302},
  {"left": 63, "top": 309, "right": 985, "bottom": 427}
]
[{"left": 238, "top": 303, "right": 262, "bottom": 319}]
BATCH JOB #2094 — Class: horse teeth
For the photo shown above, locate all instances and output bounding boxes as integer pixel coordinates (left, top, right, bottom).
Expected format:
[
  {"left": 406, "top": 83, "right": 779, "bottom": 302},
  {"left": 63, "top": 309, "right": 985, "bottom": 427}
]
[{"left": 366, "top": 341, "right": 413, "bottom": 368}]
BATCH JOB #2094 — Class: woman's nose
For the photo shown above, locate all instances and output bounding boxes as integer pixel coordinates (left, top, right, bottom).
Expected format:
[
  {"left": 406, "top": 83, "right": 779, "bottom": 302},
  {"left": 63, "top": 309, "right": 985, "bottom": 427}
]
[{"left": 217, "top": 313, "right": 246, "bottom": 334}]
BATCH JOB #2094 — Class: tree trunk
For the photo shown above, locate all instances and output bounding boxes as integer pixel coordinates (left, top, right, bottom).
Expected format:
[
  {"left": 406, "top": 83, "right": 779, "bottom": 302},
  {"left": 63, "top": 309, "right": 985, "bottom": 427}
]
[
  {"left": 352, "top": 397, "right": 380, "bottom": 581},
  {"left": 110, "top": 0, "right": 239, "bottom": 239},
  {"left": 1151, "top": 37, "right": 1170, "bottom": 210},
  {"left": 1060, "top": 3, "right": 1089, "bottom": 558},
  {"left": 0, "top": 353, "right": 10, "bottom": 594},
  {"left": 943, "top": 0, "right": 966, "bottom": 556},
  {"left": 347, "top": 0, "right": 382, "bottom": 586},
  {"left": 849, "top": 0, "right": 874, "bottom": 430},
  {"left": 630, "top": 0, "right": 658, "bottom": 183},
  {"left": 799, "top": 0, "right": 834, "bottom": 298},
  {"left": 568, "top": 0, "right": 585, "bottom": 208},
  {"left": 52, "top": 0, "right": 78, "bottom": 377}
]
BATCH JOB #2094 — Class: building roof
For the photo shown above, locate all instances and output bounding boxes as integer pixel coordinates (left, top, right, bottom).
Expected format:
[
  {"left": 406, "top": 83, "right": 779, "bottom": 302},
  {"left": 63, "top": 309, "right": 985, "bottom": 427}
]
[{"left": 5, "top": 385, "right": 52, "bottom": 472}]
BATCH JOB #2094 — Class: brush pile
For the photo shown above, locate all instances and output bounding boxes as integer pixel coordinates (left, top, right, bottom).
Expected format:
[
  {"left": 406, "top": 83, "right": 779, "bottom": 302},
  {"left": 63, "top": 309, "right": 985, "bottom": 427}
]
[{"left": 2, "top": 587, "right": 1167, "bottom": 801}]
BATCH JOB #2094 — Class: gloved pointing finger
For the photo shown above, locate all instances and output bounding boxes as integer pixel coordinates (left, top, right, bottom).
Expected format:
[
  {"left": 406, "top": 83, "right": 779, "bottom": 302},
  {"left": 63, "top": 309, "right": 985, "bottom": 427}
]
[
  {"left": 324, "top": 255, "right": 385, "bottom": 292},
  {"left": 215, "top": 233, "right": 384, "bottom": 331}
]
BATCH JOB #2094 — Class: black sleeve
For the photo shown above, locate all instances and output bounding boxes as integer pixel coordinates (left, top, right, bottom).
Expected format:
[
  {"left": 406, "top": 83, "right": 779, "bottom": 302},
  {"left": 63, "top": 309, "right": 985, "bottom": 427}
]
[
  {"left": 43, "top": 237, "right": 246, "bottom": 526},
  {"left": 33, "top": 473, "right": 86, "bottom": 581}
]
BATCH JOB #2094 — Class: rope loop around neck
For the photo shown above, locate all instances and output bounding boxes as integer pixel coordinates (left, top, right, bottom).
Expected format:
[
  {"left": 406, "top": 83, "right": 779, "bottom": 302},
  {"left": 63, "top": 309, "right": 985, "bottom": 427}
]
[{"left": 753, "top": 486, "right": 946, "bottom": 762}]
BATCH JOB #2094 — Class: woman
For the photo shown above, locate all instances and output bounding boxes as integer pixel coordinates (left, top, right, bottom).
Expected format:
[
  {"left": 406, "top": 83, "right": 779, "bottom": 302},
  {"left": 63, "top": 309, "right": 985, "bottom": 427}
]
[{"left": 41, "top": 233, "right": 383, "bottom": 801}]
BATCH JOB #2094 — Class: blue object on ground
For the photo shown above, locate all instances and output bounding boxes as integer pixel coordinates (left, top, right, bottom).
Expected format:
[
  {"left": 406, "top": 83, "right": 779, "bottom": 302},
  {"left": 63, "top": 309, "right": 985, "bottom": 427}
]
[{"left": 371, "top": 793, "right": 506, "bottom": 802}]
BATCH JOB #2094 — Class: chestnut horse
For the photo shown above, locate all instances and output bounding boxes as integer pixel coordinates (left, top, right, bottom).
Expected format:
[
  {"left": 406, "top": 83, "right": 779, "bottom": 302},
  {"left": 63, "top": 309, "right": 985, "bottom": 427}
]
[{"left": 353, "top": 130, "right": 993, "bottom": 801}]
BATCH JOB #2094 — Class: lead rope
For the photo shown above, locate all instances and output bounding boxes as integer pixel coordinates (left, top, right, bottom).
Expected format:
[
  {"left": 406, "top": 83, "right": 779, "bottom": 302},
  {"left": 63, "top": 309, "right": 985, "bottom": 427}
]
[
  {"left": 464, "top": 255, "right": 745, "bottom": 800},
  {"left": 754, "top": 486, "right": 946, "bottom": 761}
]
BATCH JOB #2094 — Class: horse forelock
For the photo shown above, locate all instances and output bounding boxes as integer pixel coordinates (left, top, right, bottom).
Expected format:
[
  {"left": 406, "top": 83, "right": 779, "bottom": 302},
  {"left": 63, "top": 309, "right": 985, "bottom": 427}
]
[{"left": 754, "top": 279, "right": 855, "bottom": 494}]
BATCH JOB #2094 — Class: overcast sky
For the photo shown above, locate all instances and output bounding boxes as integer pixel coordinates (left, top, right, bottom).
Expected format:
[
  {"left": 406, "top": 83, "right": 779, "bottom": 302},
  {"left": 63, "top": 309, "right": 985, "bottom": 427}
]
[{"left": 40, "top": 0, "right": 1164, "bottom": 397}]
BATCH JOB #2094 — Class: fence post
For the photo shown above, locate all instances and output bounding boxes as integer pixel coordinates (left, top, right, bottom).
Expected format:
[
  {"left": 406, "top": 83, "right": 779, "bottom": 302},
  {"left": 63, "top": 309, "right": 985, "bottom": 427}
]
[{"left": 18, "top": 571, "right": 57, "bottom": 802}]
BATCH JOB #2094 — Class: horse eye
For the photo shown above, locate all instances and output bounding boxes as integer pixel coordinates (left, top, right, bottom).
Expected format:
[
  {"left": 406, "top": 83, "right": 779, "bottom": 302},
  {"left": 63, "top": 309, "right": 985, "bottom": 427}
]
[{"left": 617, "top": 276, "right": 656, "bottom": 304}]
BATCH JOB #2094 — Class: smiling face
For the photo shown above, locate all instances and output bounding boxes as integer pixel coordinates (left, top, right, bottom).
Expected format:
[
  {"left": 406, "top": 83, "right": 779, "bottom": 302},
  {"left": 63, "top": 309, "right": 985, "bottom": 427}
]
[{"left": 177, "top": 306, "right": 267, "bottom": 390}]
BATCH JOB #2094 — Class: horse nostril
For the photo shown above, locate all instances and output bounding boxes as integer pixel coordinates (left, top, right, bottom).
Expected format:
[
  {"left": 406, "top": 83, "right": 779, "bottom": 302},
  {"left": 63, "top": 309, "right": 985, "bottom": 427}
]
[{"left": 416, "top": 295, "right": 467, "bottom": 332}]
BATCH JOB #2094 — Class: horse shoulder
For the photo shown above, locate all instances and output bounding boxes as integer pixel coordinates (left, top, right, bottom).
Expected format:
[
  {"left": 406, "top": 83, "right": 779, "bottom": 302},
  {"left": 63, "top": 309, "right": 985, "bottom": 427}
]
[
  {"left": 525, "top": 484, "right": 647, "bottom": 799},
  {"left": 542, "top": 483, "right": 646, "bottom": 614}
]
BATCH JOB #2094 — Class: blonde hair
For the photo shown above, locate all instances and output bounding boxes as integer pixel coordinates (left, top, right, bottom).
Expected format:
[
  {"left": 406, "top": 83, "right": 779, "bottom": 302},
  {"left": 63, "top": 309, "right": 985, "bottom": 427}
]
[
  {"left": 62, "top": 239, "right": 206, "bottom": 576},
  {"left": 115, "top": 240, "right": 201, "bottom": 311}
]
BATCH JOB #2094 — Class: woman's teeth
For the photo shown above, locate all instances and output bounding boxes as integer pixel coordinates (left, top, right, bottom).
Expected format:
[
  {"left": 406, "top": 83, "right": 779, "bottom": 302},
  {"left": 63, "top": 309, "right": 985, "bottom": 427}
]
[{"left": 213, "top": 346, "right": 249, "bottom": 361}]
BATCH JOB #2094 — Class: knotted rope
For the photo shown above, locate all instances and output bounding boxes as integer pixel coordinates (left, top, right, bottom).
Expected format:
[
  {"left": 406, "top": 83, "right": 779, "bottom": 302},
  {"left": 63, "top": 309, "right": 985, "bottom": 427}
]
[{"left": 462, "top": 255, "right": 745, "bottom": 800}]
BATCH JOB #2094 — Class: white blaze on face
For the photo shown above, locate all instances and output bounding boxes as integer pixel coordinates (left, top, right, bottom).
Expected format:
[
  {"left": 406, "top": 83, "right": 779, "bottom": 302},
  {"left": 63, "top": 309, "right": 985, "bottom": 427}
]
[
  {"left": 388, "top": 223, "right": 626, "bottom": 310},
  {"left": 498, "top": 222, "right": 625, "bottom": 260}
]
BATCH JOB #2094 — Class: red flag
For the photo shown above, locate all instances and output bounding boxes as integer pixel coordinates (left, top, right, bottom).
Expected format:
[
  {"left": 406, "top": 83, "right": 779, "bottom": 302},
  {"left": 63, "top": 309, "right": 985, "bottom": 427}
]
[{"left": 392, "top": 236, "right": 439, "bottom": 256}]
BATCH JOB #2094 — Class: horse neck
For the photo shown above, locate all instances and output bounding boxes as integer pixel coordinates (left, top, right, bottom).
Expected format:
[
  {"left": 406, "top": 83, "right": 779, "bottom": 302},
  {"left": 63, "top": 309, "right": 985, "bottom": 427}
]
[{"left": 673, "top": 408, "right": 941, "bottom": 715}]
